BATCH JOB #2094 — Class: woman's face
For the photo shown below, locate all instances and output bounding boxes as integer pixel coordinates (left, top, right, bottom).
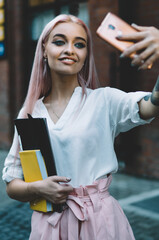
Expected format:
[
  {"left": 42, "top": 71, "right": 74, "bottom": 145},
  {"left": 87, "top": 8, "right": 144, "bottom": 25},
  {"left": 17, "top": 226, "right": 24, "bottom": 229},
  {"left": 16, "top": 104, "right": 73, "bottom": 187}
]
[{"left": 44, "top": 22, "right": 88, "bottom": 77}]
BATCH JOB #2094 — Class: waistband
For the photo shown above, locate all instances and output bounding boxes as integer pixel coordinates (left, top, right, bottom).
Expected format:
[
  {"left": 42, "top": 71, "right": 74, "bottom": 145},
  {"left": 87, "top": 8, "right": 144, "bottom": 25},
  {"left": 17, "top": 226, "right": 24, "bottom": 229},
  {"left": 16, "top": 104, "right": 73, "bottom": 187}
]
[{"left": 70, "top": 173, "right": 112, "bottom": 197}]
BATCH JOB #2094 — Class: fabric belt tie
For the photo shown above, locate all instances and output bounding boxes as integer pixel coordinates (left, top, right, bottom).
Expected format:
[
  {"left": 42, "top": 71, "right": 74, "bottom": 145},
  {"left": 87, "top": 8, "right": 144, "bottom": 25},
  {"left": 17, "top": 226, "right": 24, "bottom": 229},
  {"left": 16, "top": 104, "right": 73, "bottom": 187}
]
[{"left": 47, "top": 187, "right": 110, "bottom": 227}]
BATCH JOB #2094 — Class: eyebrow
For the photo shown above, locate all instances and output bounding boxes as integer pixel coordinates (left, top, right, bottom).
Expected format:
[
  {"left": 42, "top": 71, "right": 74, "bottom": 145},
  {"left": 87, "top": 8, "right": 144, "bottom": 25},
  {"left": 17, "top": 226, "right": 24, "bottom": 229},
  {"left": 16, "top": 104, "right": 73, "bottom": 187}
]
[{"left": 53, "top": 34, "right": 87, "bottom": 43}]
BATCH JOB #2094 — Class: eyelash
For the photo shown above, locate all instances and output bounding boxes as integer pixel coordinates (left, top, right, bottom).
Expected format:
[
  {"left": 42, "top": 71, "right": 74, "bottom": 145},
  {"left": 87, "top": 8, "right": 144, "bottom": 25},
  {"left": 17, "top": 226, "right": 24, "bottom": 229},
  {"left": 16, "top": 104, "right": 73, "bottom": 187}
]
[
  {"left": 52, "top": 40, "right": 64, "bottom": 46},
  {"left": 75, "top": 42, "right": 86, "bottom": 49},
  {"left": 52, "top": 40, "right": 86, "bottom": 49}
]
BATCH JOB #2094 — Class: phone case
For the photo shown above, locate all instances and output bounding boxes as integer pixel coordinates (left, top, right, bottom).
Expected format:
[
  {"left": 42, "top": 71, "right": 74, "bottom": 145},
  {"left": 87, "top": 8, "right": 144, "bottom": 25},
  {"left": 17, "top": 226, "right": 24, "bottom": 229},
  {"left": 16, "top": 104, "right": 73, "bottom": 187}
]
[{"left": 96, "top": 12, "right": 137, "bottom": 58}]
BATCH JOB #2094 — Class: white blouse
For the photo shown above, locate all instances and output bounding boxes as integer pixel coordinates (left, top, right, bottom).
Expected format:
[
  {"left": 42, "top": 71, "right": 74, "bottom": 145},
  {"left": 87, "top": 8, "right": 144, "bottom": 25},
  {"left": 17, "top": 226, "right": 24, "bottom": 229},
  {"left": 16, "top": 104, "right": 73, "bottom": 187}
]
[{"left": 2, "top": 87, "right": 152, "bottom": 187}]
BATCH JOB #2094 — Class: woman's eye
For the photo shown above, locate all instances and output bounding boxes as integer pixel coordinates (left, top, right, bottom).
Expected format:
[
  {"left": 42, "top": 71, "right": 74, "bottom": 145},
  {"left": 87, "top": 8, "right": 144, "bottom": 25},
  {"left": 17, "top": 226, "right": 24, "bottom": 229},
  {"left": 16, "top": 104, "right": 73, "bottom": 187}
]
[
  {"left": 52, "top": 40, "right": 65, "bottom": 46},
  {"left": 75, "top": 42, "right": 86, "bottom": 49}
]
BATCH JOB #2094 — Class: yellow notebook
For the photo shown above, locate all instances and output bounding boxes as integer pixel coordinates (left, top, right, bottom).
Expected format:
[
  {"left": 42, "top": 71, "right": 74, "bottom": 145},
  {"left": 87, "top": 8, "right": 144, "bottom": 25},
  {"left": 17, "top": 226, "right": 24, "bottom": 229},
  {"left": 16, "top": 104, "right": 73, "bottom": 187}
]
[{"left": 19, "top": 150, "right": 53, "bottom": 212}]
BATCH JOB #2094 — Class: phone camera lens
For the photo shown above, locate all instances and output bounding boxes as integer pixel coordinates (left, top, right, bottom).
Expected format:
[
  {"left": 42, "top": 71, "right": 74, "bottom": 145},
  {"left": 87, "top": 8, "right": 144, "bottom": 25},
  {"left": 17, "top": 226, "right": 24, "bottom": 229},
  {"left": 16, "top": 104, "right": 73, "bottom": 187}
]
[{"left": 108, "top": 24, "right": 115, "bottom": 30}]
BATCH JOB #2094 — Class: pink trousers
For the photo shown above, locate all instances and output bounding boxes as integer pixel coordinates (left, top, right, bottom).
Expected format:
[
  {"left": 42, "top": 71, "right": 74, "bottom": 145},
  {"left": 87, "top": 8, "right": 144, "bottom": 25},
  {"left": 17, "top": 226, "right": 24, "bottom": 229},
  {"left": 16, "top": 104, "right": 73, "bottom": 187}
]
[{"left": 29, "top": 175, "right": 135, "bottom": 240}]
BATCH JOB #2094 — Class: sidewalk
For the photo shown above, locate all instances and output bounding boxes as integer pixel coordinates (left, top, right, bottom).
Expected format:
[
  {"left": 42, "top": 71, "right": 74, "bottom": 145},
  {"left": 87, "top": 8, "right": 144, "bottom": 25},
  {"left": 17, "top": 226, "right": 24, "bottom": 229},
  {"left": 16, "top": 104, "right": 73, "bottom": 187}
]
[
  {"left": 110, "top": 173, "right": 159, "bottom": 240},
  {"left": 1, "top": 150, "right": 159, "bottom": 240}
]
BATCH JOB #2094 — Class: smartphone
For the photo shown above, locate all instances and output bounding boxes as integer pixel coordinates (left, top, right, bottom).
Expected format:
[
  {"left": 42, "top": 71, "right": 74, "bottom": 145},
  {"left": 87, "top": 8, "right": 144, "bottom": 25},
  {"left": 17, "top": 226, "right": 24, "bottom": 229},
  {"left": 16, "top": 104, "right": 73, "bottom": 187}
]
[{"left": 96, "top": 12, "right": 137, "bottom": 58}]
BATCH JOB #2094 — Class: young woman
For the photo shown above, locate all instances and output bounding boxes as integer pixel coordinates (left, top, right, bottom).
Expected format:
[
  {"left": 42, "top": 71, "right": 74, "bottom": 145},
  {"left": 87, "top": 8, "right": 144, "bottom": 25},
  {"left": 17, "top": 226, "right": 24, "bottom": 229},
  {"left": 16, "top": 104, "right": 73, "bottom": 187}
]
[{"left": 2, "top": 14, "right": 159, "bottom": 240}]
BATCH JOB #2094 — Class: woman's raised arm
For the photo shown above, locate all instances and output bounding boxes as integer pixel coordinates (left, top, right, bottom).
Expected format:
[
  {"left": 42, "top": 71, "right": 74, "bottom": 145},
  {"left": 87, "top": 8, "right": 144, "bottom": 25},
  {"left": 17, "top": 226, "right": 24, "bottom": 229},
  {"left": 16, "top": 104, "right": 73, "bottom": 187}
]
[{"left": 139, "top": 75, "right": 159, "bottom": 119}]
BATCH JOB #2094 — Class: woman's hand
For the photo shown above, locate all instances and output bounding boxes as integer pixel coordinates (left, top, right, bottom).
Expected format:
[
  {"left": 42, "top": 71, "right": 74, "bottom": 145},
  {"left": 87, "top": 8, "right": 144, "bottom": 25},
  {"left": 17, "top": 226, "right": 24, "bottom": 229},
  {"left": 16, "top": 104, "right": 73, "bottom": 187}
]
[
  {"left": 117, "top": 24, "right": 159, "bottom": 70},
  {"left": 30, "top": 176, "right": 73, "bottom": 204}
]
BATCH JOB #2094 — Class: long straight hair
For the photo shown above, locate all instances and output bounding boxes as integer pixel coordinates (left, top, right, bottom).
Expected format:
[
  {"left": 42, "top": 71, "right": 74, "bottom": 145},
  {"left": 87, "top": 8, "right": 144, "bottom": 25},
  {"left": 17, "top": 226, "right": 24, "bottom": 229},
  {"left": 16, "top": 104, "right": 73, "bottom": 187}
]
[{"left": 21, "top": 14, "right": 99, "bottom": 117}]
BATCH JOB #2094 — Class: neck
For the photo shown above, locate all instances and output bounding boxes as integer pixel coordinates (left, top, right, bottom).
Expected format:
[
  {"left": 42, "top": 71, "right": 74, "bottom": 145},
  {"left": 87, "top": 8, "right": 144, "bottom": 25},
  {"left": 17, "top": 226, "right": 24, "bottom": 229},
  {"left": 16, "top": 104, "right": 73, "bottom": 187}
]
[{"left": 46, "top": 73, "right": 79, "bottom": 103}]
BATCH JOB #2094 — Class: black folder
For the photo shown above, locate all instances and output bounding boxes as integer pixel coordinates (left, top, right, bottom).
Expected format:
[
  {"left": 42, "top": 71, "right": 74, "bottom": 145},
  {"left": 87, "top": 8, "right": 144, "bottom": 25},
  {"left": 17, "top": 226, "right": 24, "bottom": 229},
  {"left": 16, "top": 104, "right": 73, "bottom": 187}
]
[
  {"left": 14, "top": 114, "right": 62, "bottom": 212},
  {"left": 14, "top": 114, "right": 56, "bottom": 177}
]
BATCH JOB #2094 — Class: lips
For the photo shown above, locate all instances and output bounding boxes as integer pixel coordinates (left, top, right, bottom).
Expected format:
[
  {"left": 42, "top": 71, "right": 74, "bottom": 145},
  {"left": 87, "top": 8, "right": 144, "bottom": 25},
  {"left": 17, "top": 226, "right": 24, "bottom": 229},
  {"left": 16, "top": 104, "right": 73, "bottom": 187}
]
[{"left": 59, "top": 57, "right": 77, "bottom": 63}]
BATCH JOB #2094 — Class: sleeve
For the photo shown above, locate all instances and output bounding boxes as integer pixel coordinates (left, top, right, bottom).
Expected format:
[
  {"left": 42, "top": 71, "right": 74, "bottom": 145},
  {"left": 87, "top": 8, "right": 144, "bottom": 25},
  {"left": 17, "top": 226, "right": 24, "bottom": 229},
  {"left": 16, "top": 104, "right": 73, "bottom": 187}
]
[
  {"left": 2, "top": 128, "right": 23, "bottom": 183},
  {"left": 2, "top": 108, "right": 25, "bottom": 183},
  {"left": 105, "top": 87, "right": 154, "bottom": 137}
]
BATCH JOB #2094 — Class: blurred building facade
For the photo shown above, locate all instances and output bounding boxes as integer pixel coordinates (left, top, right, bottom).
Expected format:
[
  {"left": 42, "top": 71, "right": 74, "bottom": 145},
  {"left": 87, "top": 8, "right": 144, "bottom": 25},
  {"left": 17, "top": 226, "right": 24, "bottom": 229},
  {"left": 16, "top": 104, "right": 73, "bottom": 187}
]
[{"left": 0, "top": 0, "right": 159, "bottom": 178}]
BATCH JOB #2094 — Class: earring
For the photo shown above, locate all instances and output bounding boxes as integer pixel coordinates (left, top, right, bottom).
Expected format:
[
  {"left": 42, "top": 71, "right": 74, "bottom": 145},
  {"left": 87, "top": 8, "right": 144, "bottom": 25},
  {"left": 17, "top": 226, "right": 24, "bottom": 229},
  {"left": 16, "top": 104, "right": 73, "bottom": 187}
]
[{"left": 44, "top": 57, "right": 47, "bottom": 62}]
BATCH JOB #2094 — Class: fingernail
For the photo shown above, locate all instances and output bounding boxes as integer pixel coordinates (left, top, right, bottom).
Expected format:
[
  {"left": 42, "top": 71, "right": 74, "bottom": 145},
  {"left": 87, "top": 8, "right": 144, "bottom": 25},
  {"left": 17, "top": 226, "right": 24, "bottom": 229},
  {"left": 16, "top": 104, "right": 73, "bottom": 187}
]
[
  {"left": 131, "top": 23, "right": 137, "bottom": 27},
  {"left": 133, "top": 54, "right": 138, "bottom": 59},
  {"left": 138, "top": 66, "right": 143, "bottom": 71},
  {"left": 116, "top": 34, "right": 122, "bottom": 39},
  {"left": 66, "top": 178, "right": 71, "bottom": 182},
  {"left": 147, "top": 64, "right": 152, "bottom": 69},
  {"left": 120, "top": 53, "right": 124, "bottom": 58},
  {"left": 116, "top": 36, "right": 121, "bottom": 39}
]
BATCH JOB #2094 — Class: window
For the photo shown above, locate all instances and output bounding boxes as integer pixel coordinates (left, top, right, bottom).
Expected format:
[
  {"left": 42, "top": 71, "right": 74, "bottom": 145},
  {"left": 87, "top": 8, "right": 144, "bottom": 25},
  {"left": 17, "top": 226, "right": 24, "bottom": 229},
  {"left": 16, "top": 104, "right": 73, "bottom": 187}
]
[
  {"left": 61, "top": 2, "right": 89, "bottom": 26},
  {"left": 77, "top": 2, "right": 89, "bottom": 26},
  {"left": 30, "top": 1, "right": 89, "bottom": 41},
  {"left": 31, "top": 9, "right": 55, "bottom": 41}
]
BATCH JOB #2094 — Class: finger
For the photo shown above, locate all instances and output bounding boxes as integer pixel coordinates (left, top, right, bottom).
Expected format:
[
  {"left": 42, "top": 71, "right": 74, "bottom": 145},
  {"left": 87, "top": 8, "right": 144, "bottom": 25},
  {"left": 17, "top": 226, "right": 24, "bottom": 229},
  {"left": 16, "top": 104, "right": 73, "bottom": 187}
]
[
  {"left": 131, "top": 23, "right": 150, "bottom": 31},
  {"left": 121, "top": 38, "right": 152, "bottom": 58},
  {"left": 59, "top": 199, "right": 67, "bottom": 204},
  {"left": 44, "top": 190, "right": 68, "bottom": 203},
  {"left": 50, "top": 176, "right": 71, "bottom": 183},
  {"left": 53, "top": 197, "right": 67, "bottom": 204},
  {"left": 117, "top": 31, "right": 146, "bottom": 41},
  {"left": 59, "top": 184, "right": 73, "bottom": 193},
  {"left": 54, "top": 189, "right": 71, "bottom": 204},
  {"left": 131, "top": 46, "right": 155, "bottom": 66},
  {"left": 138, "top": 54, "right": 157, "bottom": 70}
]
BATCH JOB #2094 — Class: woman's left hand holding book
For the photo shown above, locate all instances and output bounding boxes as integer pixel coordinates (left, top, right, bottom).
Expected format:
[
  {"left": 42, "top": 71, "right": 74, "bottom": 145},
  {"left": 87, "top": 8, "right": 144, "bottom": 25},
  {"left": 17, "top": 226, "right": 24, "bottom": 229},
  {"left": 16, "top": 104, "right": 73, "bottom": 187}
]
[
  {"left": 29, "top": 176, "right": 73, "bottom": 205},
  {"left": 6, "top": 176, "right": 73, "bottom": 205}
]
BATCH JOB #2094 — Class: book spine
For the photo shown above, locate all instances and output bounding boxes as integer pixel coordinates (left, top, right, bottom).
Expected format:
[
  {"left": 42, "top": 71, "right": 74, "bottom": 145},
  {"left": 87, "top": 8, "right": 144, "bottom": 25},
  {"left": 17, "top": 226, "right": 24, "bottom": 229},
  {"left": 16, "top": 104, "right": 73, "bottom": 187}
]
[{"left": 36, "top": 151, "right": 53, "bottom": 212}]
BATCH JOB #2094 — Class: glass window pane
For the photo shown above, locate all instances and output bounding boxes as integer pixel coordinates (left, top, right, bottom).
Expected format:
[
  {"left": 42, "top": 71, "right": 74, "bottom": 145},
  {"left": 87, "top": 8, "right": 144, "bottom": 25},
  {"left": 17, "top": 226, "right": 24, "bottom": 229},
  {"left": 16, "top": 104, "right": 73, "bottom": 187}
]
[
  {"left": 61, "top": 5, "right": 69, "bottom": 15},
  {"left": 31, "top": 10, "right": 55, "bottom": 40},
  {"left": 60, "top": 2, "right": 89, "bottom": 26},
  {"left": 78, "top": 2, "right": 89, "bottom": 26}
]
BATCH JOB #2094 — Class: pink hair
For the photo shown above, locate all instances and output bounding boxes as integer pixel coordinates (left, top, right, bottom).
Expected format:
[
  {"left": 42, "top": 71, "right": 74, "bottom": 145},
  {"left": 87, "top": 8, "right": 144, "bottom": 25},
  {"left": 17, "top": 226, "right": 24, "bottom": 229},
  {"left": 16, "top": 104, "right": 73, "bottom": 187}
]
[{"left": 22, "top": 14, "right": 99, "bottom": 117}]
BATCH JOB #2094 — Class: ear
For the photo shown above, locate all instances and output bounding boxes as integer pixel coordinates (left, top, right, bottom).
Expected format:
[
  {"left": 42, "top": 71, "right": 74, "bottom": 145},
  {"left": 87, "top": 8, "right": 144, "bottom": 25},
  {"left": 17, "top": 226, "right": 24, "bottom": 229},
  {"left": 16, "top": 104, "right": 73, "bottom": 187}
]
[
  {"left": 43, "top": 43, "right": 47, "bottom": 58},
  {"left": 43, "top": 52, "right": 47, "bottom": 59}
]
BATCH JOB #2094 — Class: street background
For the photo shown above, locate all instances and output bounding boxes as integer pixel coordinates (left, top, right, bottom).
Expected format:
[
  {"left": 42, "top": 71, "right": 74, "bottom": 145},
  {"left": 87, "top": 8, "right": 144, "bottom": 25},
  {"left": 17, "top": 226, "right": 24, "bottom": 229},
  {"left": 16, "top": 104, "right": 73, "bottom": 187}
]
[{"left": 1, "top": 150, "right": 159, "bottom": 240}]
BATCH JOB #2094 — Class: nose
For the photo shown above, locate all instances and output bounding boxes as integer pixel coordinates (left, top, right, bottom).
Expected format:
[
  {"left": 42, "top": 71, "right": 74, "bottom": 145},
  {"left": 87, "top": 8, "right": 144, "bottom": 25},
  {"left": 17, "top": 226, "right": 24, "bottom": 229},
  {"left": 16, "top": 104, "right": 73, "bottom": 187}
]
[{"left": 64, "top": 43, "right": 75, "bottom": 55}]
